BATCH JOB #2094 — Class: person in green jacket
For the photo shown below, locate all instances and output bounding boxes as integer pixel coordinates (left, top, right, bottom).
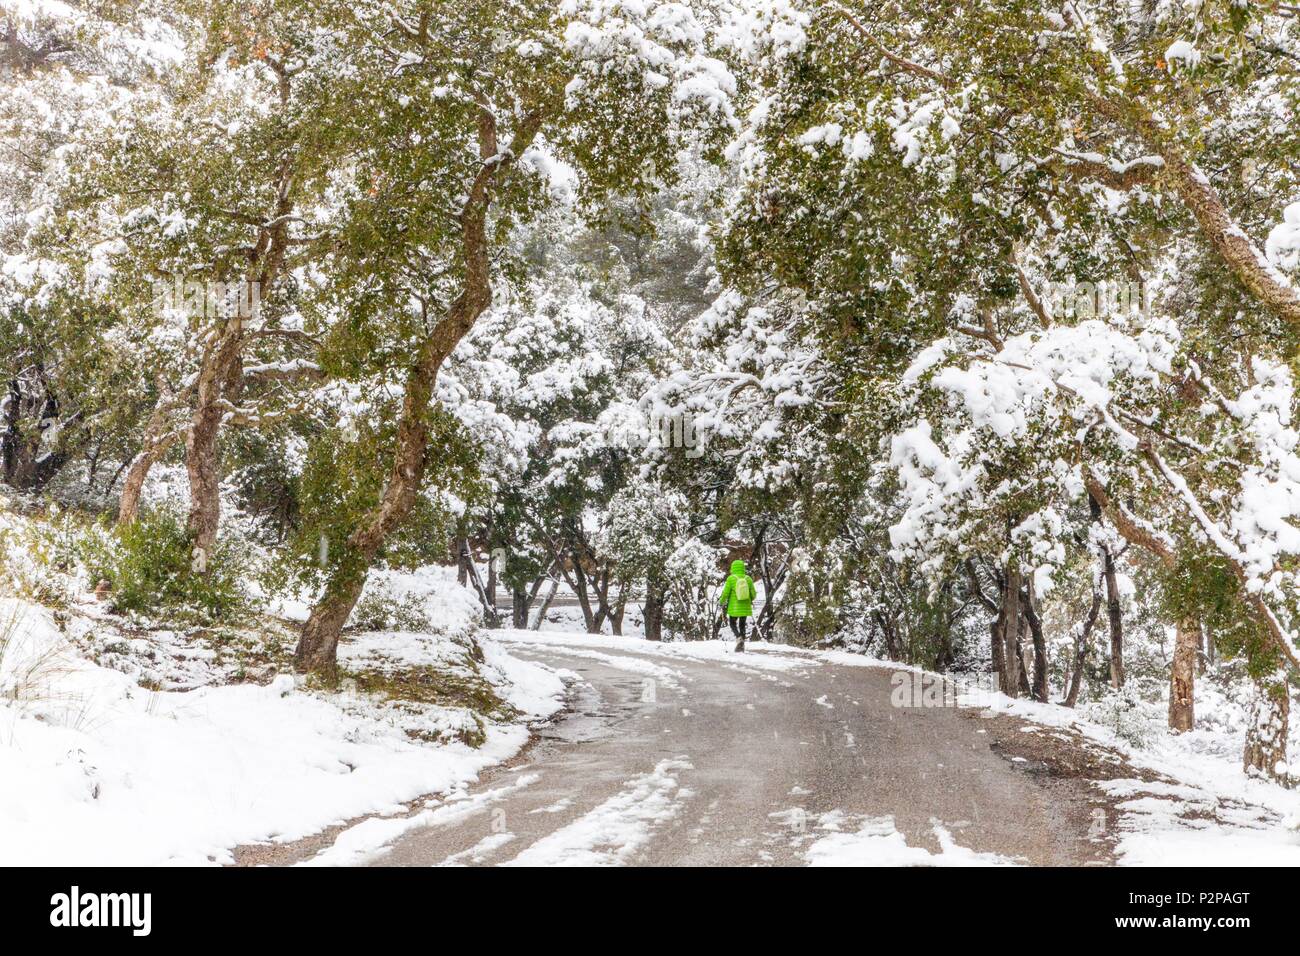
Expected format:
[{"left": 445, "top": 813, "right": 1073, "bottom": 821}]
[{"left": 719, "top": 559, "right": 757, "bottom": 652}]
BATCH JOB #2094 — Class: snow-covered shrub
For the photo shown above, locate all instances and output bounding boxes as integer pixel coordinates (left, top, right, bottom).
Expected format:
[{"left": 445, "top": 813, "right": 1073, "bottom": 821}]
[
  {"left": 775, "top": 592, "right": 839, "bottom": 648},
  {"left": 1083, "top": 682, "right": 1165, "bottom": 749},
  {"left": 662, "top": 539, "right": 723, "bottom": 641},
  {"left": 0, "top": 503, "right": 105, "bottom": 606},
  {"left": 348, "top": 566, "right": 484, "bottom": 637},
  {"left": 350, "top": 583, "right": 434, "bottom": 633},
  {"left": 81, "top": 506, "right": 253, "bottom": 624}
]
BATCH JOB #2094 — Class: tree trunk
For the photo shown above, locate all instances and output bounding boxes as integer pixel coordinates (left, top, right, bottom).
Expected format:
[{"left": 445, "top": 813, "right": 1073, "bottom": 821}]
[
  {"left": 1065, "top": 592, "right": 1101, "bottom": 708},
  {"left": 458, "top": 541, "right": 502, "bottom": 628},
  {"left": 118, "top": 449, "right": 159, "bottom": 525},
  {"left": 294, "top": 108, "right": 542, "bottom": 678},
  {"left": 1085, "top": 96, "right": 1300, "bottom": 327},
  {"left": 568, "top": 554, "right": 597, "bottom": 632},
  {"left": 755, "top": 564, "right": 786, "bottom": 642},
  {"left": 967, "top": 564, "right": 1003, "bottom": 691},
  {"left": 1103, "top": 546, "right": 1125, "bottom": 690},
  {"left": 993, "top": 568, "right": 1022, "bottom": 696},
  {"left": 1, "top": 377, "right": 77, "bottom": 491},
  {"left": 874, "top": 611, "right": 899, "bottom": 661},
  {"left": 86, "top": 433, "right": 104, "bottom": 486},
  {"left": 1016, "top": 630, "right": 1033, "bottom": 697},
  {"left": 295, "top": 576, "right": 365, "bottom": 679},
  {"left": 590, "top": 567, "right": 612, "bottom": 634},
  {"left": 119, "top": 382, "right": 193, "bottom": 525},
  {"left": 185, "top": 326, "right": 248, "bottom": 559},
  {"left": 296, "top": 342, "right": 463, "bottom": 677},
  {"left": 1087, "top": 492, "right": 1126, "bottom": 690},
  {"left": 511, "top": 571, "right": 550, "bottom": 630},
  {"left": 511, "top": 588, "right": 529, "bottom": 629},
  {"left": 609, "top": 592, "right": 626, "bottom": 636},
  {"left": 565, "top": 533, "right": 612, "bottom": 635},
  {"left": 1168, "top": 618, "right": 1198, "bottom": 732},
  {"left": 456, "top": 537, "right": 469, "bottom": 586},
  {"left": 643, "top": 579, "right": 665, "bottom": 642},
  {"left": 1243, "top": 674, "right": 1291, "bottom": 785},
  {"left": 184, "top": 391, "right": 226, "bottom": 560},
  {"left": 988, "top": 614, "right": 1006, "bottom": 692},
  {"left": 1140, "top": 116, "right": 1300, "bottom": 330},
  {"left": 933, "top": 582, "right": 956, "bottom": 671},
  {"left": 485, "top": 546, "right": 498, "bottom": 611},
  {"left": 1022, "top": 581, "right": 1049, "bottom": 702},
  {"left": 185, "top": 209, "right": 288, "bottom": 558},
  {"left": 531, "top": 576, "right": 559, "bottom": 630},
  {"left": 1, "top": 378, "right": 38, "bottom": 488}
]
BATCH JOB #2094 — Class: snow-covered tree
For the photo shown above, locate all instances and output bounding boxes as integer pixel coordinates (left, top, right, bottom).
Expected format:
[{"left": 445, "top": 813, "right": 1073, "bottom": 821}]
[{"left": 288, "top": 0, "right": 738, "bottom": 674}]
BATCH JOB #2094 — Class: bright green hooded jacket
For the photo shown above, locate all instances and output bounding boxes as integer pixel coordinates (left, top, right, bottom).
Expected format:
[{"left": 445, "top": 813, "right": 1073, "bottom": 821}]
[{"left": 720, "top": 559, "right": 757, "bottom": 617}]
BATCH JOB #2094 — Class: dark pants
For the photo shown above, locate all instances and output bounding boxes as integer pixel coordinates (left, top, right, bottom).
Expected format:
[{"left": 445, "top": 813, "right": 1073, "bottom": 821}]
[{"left": 727, "top": 615, "right": 748, "bottom": 639}]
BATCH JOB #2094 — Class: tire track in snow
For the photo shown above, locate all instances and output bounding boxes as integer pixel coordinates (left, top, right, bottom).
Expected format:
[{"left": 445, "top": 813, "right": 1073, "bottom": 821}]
[
  {"left": 500, "top": 758, "right": 694, "bottom": 866},
  {"left": 300, "top": 772, "right": 540, "bottom": 866}
]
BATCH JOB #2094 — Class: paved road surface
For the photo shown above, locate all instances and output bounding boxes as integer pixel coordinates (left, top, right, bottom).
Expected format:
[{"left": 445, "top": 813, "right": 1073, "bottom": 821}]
[{"left": 341, "top": 633, "right": 1110, "bottom": 866}]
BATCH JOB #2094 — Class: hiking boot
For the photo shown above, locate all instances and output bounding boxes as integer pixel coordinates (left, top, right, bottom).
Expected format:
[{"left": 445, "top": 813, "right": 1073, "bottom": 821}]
[{"left": 734, "top": 640, "right": 745, "bottom": 653}]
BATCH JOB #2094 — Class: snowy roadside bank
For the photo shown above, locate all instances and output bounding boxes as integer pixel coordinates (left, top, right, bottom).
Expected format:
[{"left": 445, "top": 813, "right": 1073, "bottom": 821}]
[
  {"left": 967, "top": 689, "right": 1300, "bottom": 865},
  {"left": 0, "top": 597, "right": 565, "bottom": 866}
]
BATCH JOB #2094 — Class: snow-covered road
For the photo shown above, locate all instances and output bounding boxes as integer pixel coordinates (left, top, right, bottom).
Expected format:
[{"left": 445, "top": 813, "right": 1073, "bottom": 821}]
[{"left": 285, "top": 632, "right": 1113, "bottom": 866}]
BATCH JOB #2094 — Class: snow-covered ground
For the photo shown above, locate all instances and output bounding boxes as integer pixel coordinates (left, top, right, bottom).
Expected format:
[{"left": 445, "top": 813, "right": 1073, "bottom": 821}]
[
  {"left": 968, "top": 689, "right": 1300, "bottom": 865},
  {"left": 0, "top": 595, "right": 564, "bottom": 866}
]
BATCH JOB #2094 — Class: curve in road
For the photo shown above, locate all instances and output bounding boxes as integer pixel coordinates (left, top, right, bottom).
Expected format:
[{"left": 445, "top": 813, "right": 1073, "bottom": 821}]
[{"left": 290, "top": 632, "right": 1114, "bottom": 866}]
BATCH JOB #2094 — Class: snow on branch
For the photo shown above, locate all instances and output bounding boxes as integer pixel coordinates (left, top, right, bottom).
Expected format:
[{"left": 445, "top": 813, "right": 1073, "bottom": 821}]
[{"left": 892, "top": 315, "right": 1300, "bottom": 666}]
